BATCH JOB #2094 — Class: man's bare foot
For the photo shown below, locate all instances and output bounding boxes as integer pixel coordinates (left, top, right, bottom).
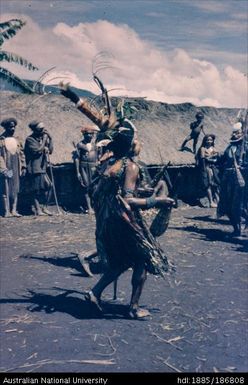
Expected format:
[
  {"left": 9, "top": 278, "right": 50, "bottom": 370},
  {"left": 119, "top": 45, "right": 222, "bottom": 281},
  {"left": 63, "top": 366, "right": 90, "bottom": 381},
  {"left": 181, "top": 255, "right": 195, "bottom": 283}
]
[
  {"left": 128, "top": 307, "right": 151, "bottom": 319},
  {"left": 84, "top": 291, "right": 102, "bottom": 312},
  {"left": 210, "top": 202, "right": 217, "bottom": 208},
  {"left": 42, "top": 208, "right": 53, "bottom": 216},
  {"left": 36, "top": 210, "right": 46, "bottom": 216},
  {"left": 11, "top": 211, "right": 22, "bottom": 217},
  {"left": 78, "top": 252, "right": 94, "bottom": 277}
]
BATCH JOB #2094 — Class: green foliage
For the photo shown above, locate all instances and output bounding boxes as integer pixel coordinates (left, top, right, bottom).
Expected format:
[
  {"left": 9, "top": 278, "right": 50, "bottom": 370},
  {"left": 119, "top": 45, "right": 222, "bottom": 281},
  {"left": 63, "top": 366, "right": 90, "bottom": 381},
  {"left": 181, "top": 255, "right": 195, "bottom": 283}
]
[
  {"left": 0, "top": 19, "right": 38, "bottom": 93},
  {"left": 0, "top": 67, "right": 34, "bottom": 93},
  {"left": 0, "top": 19, "right": 26, "bottom": 46},
  {"left": 0, "top": 51, "right": 38, "bottom": 70}
]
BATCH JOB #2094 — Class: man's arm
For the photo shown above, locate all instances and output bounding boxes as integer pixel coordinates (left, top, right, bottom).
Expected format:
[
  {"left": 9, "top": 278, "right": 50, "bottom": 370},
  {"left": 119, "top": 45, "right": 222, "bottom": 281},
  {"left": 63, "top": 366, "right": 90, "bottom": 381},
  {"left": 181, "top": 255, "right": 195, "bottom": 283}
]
[
  {"left": 74, "top": 156, "right": 82, "bottom": 181},
  {"left": 48, "top": 137, "right": 53, "bottom": 155},
  {"left": 43, "top": 131, "right": 53, "bottom": 155},
  {"left": 18, "top": 141, "right": 26, "bottom": 175},
  {"left": 77, "top": 142, "right": 88, "bottom": 152},
  {"left": 200, "top": 124, "right": 206, "bottom": 135},
  {"left": 25, "top": 135, "right": 48, "bottom": 154},
  {"left": 124, "top": 161, "right": 175, "bottom": 209}
]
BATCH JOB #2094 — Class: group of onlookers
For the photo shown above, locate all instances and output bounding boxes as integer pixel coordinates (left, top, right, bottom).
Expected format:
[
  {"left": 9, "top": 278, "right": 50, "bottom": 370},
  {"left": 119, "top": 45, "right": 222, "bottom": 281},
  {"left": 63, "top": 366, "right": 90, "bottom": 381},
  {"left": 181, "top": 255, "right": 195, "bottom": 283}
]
[
  {"left": 180, "top": 112, "right": 248, "bottom": 236},
  {"left": 1, "top": 113, "right": 247, "bottom": 237},
  {"left": 0, "top": 118, "right": 53, "bottom": 217}
]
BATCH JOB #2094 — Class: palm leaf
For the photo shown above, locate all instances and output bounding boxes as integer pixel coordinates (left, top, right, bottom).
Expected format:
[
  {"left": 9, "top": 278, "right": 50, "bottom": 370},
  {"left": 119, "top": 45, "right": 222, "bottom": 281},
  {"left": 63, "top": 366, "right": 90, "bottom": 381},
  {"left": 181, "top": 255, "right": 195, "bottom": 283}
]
[
  {"left": 0, "top": 19, "right": 25, "bottom": 30},
  {"left": 0, "top": 66, "right": 35, "bottom": 93},
  {"left": 0, "top": 50, "right": 38, "bottom": 70},
  {"left": 0, "top": 19, "right": 26, "bottom": 46}
]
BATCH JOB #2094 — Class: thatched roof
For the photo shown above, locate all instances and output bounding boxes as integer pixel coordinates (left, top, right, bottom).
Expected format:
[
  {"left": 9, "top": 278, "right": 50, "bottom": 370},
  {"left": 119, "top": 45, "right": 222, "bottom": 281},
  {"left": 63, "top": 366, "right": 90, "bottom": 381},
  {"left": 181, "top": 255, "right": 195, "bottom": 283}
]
[{"left": 0, "top": 91, "right": 240, "bottom": 165}]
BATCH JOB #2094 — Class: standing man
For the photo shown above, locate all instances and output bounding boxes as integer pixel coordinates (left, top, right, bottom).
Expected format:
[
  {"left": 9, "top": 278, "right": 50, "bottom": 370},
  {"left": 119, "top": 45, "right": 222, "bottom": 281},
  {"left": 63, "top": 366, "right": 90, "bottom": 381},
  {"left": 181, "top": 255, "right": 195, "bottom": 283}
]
[
  {"left": 24, "top": 121, "right": 53, "bottom": 216},
  {"left": 180, "top": 112, "right": 205, "bottom": 154},
  {"left": 0, "top": 118, "right": 25, "bottom": 217},
  {"left": 217, "top": 122, "right": 248, "bottom": 236},
  {"left": 73, "top": 126, "right": 99, "bottom": 213}
]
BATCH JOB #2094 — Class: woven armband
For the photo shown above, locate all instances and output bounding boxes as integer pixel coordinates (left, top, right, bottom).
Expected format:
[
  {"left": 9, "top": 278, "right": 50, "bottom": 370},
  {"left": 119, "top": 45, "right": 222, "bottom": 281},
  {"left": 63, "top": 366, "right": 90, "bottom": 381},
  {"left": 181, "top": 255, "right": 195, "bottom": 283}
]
[
  {"left": 123, "top": 188, "right": 135, "bottom": 197},
  {"left": 146, "top": 196, "right": 156, "bottom": 209}
]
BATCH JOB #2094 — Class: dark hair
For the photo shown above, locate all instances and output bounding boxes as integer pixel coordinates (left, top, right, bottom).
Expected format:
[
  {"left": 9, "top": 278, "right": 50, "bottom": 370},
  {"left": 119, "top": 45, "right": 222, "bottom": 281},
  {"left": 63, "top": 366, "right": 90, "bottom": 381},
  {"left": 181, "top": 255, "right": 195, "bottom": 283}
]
[
  {"left": 195, "top": 134, "right": 216, "bottom": 165},
  {"left": 1, "top": 118, "right": 17, "bottom": 128},
  {"left": 195, "top": 112, "right": 204, "bottom": 120},
  {"left": 201, "top": 134, "right": 215, "bottom": 147},
  {"left": 108, "top": 131, "right": 134, "bottom": 157},
  {"left": 105, "top": 118, "right": 136, "bottom": 158},
  {"left": 28, "top": 120, "right": 44, "bottom": 131}
]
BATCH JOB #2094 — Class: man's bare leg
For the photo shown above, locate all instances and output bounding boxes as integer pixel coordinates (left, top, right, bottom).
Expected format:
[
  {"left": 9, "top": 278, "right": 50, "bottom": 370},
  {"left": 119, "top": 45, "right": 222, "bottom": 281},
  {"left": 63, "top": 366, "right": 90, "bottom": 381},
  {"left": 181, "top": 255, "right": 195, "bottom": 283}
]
[
  {"left": 193, "top": 137, "right": 198, "bottom": 154},
  {"left": 180, "top": 135, "right": 191, "bottom": 150},
  {"left": 85, "top": 266, "right": 125, "bottom": 311},
  {"left": 207, "top": 187, "right": 217, "bottom": 208},
  {"left": 34, "top": 198, "right": 45, "bottom": 216},
  {"left": 129, "top": 263, "right": 150, "bottom": 319},
  {"left": 42, "top": 188, "right": 53, "bottom": 215},
  {"left": 84, "top": 193, "right": 94, "bottom": 214},
  {"left": 11, "top": 196, "right": 21, "bottom": 217},
  {"left": 2, "top": 195, "right": 11, "bottom": 217},
  {"left": 229, "top": 214, "right": 241, "bottom": 237}
]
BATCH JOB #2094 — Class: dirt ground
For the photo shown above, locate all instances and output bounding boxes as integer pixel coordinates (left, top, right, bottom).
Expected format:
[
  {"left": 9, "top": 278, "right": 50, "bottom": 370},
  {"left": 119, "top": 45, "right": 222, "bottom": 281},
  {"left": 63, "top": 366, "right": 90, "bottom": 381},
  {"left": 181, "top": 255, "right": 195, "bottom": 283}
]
[{"left": 0, "top": 206, "right": 247, "bottom": 374}]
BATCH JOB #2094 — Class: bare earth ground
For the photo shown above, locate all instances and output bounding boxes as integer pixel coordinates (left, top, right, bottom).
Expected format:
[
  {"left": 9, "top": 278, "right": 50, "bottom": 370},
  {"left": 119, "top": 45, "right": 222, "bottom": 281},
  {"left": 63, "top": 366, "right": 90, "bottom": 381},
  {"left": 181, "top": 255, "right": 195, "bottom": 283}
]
[{"left": 0, "top": 206, "right": 247, "bottom": 374}]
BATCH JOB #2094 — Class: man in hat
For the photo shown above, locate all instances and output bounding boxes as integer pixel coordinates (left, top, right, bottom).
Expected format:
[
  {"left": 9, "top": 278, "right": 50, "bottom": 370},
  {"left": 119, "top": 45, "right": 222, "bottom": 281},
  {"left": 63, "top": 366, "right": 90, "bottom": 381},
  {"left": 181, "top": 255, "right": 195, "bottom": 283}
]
[
  {"left": 73, "top": 125, "right": 99, "bottom": 213},
  {"left": 180, "top": 112, "right": 205, "bottom": 154},
  {"left": 217, "top": 122, "right": 248, "bottom": 236},
  {"left": 0, "top": 118, "right": 25, "bottom": 217},
  {"left": 24, "top": 121, "right": 53, "bottom": 216}
]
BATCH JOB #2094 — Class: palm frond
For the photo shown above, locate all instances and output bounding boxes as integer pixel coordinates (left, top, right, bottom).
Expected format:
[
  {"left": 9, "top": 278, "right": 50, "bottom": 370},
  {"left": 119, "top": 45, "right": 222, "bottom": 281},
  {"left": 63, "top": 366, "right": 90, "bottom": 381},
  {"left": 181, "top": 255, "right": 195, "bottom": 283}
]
[
  {"left": 0, "top": 66, "right": 35, "bottom": 93},
  {"left": 0, "top": 19, "right": 25, "bottom": 30},
  {"left": 0, "top": 19, "right": 26, "bottom": 46},
  {"left": 0, "top": 50, "right": 38, "bottom": 70}
]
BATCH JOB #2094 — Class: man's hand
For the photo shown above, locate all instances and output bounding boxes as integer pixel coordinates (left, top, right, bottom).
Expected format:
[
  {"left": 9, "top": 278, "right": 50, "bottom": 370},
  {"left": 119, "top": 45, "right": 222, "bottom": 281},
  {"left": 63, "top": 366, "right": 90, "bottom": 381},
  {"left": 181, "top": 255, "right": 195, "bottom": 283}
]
[
  {"left": 59, "top": 82, "right": 80, "bottom": 104},
  {"left": 163, "top": 197, "right": 176, "bottom": 207},
  {"left": 4, "top": 169, "right": 13, "bottom": 178},
  {"left": 21, "top": 168, "right": 26, "bottom": 177},
  {"left": 43, "top": 130, "right": 51, "bottom": 139},
  {"left": 77, "top": 173, "right": 84, "bottom": 186}
]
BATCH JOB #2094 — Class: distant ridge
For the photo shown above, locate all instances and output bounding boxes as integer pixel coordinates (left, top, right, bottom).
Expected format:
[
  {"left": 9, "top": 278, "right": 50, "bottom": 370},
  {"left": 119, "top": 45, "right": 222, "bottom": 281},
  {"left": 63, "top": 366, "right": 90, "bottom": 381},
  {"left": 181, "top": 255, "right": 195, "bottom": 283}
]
[{"left": 0, "top": 78, "right": 96, "bottom": 99}]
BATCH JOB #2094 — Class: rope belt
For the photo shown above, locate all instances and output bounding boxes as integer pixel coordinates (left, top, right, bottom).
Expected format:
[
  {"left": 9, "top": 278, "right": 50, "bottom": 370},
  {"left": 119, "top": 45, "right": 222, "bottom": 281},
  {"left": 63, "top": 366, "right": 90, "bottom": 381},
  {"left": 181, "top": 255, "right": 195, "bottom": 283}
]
[{"left": 80, "top": 161, "right": 97, "bottom": 167}]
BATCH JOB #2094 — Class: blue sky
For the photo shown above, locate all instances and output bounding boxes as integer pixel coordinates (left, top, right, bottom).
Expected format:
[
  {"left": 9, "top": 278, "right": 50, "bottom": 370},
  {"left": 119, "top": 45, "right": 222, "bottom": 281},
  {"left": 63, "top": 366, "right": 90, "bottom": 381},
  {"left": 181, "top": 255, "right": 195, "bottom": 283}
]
[{"left": 1, "top": 0, "right": 247, "bottom": 107}]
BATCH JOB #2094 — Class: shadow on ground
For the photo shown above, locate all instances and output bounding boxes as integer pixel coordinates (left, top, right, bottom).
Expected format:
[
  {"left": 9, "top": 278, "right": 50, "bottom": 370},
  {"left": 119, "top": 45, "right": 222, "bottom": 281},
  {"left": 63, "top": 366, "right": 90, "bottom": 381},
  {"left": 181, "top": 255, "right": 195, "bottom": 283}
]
[
  {"left": 20, "top": 253, "right": 104, "bottom": 276},
  {"left": 171, "top": 224, "right": 248, "bottom": 253},
  {"left": 0, "top": 287, "right": 136, "bottom": 320}
]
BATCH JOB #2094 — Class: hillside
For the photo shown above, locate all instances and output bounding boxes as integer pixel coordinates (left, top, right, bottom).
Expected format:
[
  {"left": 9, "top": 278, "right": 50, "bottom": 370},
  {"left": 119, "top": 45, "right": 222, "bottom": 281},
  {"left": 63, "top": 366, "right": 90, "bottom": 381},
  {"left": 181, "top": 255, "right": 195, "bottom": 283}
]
[{"left": 0, "top": 91, "right": 240, "bottom": 165}]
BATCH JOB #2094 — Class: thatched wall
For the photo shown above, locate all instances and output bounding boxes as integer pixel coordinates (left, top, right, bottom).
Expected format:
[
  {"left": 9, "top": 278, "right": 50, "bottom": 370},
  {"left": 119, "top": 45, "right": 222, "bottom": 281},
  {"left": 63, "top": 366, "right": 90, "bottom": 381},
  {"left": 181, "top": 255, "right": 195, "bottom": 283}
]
[{"left": 0, "top": 91, "right": 240, "bottom": 166}]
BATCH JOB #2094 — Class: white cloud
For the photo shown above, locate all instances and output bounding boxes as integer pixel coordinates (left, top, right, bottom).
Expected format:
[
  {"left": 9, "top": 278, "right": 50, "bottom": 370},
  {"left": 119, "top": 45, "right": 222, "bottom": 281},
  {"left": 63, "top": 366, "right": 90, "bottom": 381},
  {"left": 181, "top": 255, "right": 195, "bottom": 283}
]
[{"left": 1, "top": 13, "right": 246, "bottom": 108}]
